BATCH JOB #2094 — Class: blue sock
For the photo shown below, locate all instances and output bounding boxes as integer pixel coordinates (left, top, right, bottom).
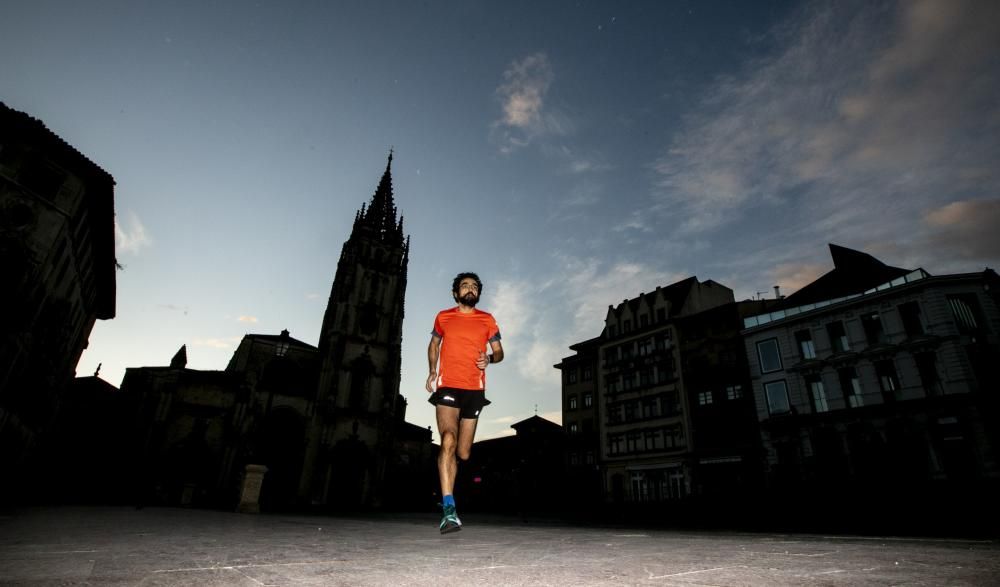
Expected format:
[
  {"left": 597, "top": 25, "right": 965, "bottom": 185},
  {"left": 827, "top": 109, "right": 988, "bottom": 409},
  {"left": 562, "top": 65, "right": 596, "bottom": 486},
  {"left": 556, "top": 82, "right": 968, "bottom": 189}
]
[{"left": 443, "top": 494, "right": 455, "bottom": 508}]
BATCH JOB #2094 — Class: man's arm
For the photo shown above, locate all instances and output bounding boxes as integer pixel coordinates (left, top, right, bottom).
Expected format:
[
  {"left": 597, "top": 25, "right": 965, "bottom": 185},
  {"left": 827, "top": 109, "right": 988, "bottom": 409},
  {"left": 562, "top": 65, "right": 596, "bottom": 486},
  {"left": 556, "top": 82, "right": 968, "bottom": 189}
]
[
  {"left": 426, "top": 335, "right": 442, "bottom": 393},
  {"left": 489, "top": 340, "right": 504, "bottom": 363},
  {"left": 477, "top": 340, "right": 504, "bottom": 370}
]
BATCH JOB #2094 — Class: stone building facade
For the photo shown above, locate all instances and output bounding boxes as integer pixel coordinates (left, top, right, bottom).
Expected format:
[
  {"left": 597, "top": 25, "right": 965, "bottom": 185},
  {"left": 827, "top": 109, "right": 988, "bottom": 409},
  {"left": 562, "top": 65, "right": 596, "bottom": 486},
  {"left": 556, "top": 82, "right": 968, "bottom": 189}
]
[
  {"left": 116, "top": 154, "right": 429, "bottom": 510},
  {"left": 559, "top": 277, "right": 763, "bottom": 507},
  {"left": 0, "top": 102, "right": 116, "bottom": 496},
  {"left": 741, "top": 245, "right": 1000, "bottom": 528},
  {"left": 305, "top": 151, "right": 410, "bottom": 507}
]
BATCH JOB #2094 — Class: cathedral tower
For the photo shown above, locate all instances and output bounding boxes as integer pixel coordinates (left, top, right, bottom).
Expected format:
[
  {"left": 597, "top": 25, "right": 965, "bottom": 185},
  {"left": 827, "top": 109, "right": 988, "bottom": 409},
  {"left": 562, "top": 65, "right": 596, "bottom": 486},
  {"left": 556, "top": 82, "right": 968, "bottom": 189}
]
[{"left": 306, "top": 151, "right": 409, "bottom": 507}]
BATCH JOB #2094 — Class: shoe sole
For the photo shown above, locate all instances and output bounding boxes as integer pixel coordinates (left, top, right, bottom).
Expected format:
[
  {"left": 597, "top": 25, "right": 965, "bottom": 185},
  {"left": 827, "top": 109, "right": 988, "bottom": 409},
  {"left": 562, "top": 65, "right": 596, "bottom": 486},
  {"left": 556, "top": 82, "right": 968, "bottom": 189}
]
[{"left": 440, "top": 523, "right": 462, "bottom": 534}]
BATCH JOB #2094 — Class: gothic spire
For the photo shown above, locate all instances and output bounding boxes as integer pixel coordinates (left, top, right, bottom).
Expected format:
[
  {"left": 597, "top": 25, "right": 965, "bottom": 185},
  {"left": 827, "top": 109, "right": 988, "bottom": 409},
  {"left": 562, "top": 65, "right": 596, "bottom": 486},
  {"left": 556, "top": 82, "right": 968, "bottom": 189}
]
[{"left": 357, "top": 149, "right": 403, "bottom": 244}]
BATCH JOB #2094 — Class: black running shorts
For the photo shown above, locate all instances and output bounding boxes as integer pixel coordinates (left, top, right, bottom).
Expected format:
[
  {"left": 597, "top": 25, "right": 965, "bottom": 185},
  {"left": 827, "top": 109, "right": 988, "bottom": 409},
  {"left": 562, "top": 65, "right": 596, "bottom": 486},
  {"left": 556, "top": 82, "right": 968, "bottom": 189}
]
[{"left": 428, "top": 387, "right": 491, "bottom": 419}]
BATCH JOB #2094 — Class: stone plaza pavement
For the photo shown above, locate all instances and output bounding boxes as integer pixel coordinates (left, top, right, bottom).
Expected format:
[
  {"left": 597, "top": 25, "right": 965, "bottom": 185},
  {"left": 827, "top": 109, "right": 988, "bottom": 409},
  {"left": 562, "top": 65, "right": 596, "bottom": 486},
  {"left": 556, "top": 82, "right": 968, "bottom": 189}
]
[{"left": 0, "top": 507, "right": 997, "bottom": 586}]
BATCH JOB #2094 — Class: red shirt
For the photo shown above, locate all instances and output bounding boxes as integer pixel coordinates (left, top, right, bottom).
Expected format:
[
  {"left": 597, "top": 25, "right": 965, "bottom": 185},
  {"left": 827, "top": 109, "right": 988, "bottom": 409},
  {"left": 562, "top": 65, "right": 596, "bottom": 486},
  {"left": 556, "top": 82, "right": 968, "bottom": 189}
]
[{"left": 432, "top": 307, "right": 501, "bottom": 390}]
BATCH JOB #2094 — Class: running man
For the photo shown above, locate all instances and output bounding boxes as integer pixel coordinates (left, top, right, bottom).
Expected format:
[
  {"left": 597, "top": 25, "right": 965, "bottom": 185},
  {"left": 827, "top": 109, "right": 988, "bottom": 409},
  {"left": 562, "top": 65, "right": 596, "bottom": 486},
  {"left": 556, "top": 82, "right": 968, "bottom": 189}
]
[{"left": 426, "top": 272, "right": 504, "bottom": 534}]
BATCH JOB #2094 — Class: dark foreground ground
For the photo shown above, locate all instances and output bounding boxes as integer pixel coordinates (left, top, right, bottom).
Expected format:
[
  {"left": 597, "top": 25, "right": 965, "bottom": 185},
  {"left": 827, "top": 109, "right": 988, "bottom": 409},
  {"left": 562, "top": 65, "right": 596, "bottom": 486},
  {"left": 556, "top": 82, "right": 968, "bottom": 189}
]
[{"left": 0, "top": 507, "right": 997, "bottom": 586}]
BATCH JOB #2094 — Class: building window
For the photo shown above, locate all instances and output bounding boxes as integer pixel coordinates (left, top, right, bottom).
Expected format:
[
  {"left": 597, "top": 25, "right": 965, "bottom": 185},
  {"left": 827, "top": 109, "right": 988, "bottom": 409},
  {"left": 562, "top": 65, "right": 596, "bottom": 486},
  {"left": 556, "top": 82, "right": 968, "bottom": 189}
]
[
  {"left": 608, "top": 324, "right": 618, "bottom": 338},
  {"left": 626, "top": 432, "right": 640, "bottom": 452},
  {"left": 838, "top": 367, "right": 864, "bottom": 407},
  {"left": 569, "top": 422, "right": 579, "bottom": 435},
  {"left": 583, "top": 393, "right": 593, "bottom": 408},
  {"left": 826, "top": 321, "right": 850, "bottom": 352},
  {"left": 655, "top": 332, "right": 671, "bottom": 351},
  {"left": 608, "top": 434, "right": 624, "bottom": 455},
  {"left": 640, "top": 314, "right": 648, "bottom": 327},
  {"left": 607, "top": 404, "right": 622, "bottom": 424},
  {"left": 726, "top": 384, "right": 743, "bottom": 400},
  {"left": 567, "top": 369, "right": 578, "bottom": 384},
  {"left": 624, "top": 319, "right": 632, "bottom": 333},
  {"left": 639, "top": 338, "right": 654, "bottom": 356},
  {"left": 582, "top": 366, "right": 593, "bottom": 381},
  {"left": 624, "top": 402, "right": 636, "bottom": 421},
  {"left": 657, "top": 308, "right": 666, "bottom": 323},
  {"left": 898, "top": 301, "right": 925, "bottom": 337},
  {"left": 569, "top": 452, "right": 579, "bottom": 466},
  {"left": 605, "top": 375, "right": 620, "bottom": 394},
  {"left": 697, "top": 391, "right": 713, "bottom": 406},
  {"left": 662, "top": 390, "right": 680, "bottom": 416},
  {"left": 764, "top": 380, "right": 790, "bottom": 415},
  {"left": 585, "top": 451, "right": 595, "bottom": 465},
  {"left": 642, "top": 397, "right": 658, "bottom": 418},
  {"left": 948, "top": 294, "right": 985, "bottom": 335},
  {"left": 861, "top": 312, "right": 886, "bottom": 345},
  {"left": 663, "top": 424, "right": 685, "bottom": 449},
  {"left": 568, "top": 395, "right": 578, "bottom": 410},
  {"left": 807, "top": 375, "right": 829, "bottom": 413},
  {"left": 875, "top": 360, "right": 900, "bottom": 401},
  {"left": 756, "top": 338, "right": 783, "bottom": 373},
  {"left": 914, "top": 352, "right": 942, "bottom": 396},
  {"left": 795, "top": 329, "right": 817, "bottom": 359}
]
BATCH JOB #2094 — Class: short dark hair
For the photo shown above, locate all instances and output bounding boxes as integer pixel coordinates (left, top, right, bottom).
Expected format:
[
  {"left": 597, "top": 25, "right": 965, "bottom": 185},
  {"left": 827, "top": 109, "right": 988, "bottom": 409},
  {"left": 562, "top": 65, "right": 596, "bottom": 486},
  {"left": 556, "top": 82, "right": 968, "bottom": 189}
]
[{"left": 452, "top": 272, "right": 483, "bottom": 295}]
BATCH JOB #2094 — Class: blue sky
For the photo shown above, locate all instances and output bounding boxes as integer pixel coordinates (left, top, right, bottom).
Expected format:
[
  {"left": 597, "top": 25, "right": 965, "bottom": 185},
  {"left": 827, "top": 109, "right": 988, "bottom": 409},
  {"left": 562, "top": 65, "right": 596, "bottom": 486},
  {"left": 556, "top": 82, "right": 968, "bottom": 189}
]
[{"left": 3, "top": 0, "right": 998, "bottom": 441}]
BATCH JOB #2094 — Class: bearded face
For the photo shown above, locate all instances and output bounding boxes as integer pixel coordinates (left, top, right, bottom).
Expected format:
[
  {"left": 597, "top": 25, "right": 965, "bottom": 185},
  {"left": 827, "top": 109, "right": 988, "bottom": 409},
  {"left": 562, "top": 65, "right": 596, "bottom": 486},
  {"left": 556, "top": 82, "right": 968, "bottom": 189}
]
[
  {"left": 454, "top": 278, "right": 481, "bottom": 307},
  {"left": 458, "top": 290, "right": 479, "bottom": 307}
]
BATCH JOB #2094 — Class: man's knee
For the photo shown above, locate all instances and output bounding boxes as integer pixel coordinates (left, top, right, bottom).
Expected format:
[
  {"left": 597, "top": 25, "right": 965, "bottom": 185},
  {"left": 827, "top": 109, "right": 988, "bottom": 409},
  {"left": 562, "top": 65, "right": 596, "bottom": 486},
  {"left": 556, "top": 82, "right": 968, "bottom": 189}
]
[
  {"left": 440, "top": 430, "right": 457, "bottom": 454},
  {"left": 457, "top": 445, "right": 472, "bottom": 461}
]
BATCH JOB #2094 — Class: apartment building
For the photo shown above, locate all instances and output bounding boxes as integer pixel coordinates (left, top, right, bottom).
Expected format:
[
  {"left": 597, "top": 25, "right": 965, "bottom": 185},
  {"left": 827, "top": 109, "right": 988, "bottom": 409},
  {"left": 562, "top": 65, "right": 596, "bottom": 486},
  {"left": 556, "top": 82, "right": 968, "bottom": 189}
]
[{"left": 741, "top": 245, "right": 1000, "bottom": 503}]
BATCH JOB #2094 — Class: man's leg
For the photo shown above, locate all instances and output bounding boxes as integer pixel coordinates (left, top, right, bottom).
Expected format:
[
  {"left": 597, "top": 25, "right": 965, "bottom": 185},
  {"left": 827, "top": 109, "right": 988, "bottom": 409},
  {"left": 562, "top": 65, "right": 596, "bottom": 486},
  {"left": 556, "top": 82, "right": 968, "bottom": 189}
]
[
  {"left": 456, "top": 417, "right": 479, "bottom": 461},
  {"left": 436, "top": 405, "right": 462, "bottom": 533},
  {"left": 436, "top": 405, "right": 460, "bottom": 497}
]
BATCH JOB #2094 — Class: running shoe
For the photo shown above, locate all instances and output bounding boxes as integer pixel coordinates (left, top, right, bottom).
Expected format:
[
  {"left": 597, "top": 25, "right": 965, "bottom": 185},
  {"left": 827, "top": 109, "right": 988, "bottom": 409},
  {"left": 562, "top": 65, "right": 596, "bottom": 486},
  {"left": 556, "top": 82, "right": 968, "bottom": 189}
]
[{"left": 439, "top": 504, "right": 462, "bottom": 534}]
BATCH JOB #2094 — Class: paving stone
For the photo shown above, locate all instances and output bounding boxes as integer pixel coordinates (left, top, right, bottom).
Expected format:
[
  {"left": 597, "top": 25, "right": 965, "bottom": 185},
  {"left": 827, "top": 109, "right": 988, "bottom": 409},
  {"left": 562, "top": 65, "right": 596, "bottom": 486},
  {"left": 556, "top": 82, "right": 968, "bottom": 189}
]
[{"left": 0, "top": 508, "right": 997, "bottom": 586}]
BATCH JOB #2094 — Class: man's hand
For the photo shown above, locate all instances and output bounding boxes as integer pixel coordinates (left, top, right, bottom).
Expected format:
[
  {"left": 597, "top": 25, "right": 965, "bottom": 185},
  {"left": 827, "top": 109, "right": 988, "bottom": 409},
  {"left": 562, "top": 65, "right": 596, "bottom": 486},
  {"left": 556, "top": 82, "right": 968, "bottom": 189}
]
[
  {"left": 476, "top": 350, "right": 489, "bottom": 371},
  {"left": 426, "top": 372, "right": 436, "bottom": 393}
]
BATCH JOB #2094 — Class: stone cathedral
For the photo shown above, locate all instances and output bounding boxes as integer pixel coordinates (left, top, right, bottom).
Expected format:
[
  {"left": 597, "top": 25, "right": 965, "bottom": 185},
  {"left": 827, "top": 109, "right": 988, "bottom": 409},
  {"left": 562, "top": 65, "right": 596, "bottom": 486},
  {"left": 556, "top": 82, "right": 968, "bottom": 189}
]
[
  {"left": 306, "top": 151, "right": 412, "bottom": 507},
  {"left": 100, "top": 154, "right": 433, "bottom": 511}
]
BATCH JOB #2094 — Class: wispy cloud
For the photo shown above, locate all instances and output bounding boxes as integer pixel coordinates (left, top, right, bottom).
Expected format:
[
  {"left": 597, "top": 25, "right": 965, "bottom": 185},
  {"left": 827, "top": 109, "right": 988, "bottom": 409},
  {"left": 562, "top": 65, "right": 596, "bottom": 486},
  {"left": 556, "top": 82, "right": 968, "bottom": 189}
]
[
  {"left": 115, "top": 211, "right": 151, "bottom": 254},
  {"left": 492, "top": 52, "right": 567, "bottom": 153},
  {"left": 651, "top": 0, "right": 1000, "bottom": 270},
  {"left": 923, "top": 198, "right": 1000, "bottom": 263},
  {"left": 492, "top": 256, "right": 687, "bottom": 387},
  {"left": 237, "top": 315, "right": 258, "bottom": 323}
]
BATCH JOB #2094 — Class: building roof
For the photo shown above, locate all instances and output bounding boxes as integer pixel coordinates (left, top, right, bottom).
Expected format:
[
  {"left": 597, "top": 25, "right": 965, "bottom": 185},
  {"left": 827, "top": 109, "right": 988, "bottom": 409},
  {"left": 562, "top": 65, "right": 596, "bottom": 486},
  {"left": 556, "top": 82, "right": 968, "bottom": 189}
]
[
  {"left": 243, "top": 331, "right": 317, "bottom": 350},
  {"left": 1, "top": 101, "right": 117, "bottom": 319},
  {"left": 777, "top": 244, "right": 912, "bottom": 309},
  {"left": 71, "top": 376, "right": 120, "bottom": 395},
  {"left": 510, "top": 414, "right": 563, "bottom": 434}
]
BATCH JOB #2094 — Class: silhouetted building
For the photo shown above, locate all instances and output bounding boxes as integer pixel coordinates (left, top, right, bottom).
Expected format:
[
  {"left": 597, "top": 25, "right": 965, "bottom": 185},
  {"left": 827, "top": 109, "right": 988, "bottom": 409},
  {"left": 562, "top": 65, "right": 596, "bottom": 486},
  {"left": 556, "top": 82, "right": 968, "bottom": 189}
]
[
  {"left": 741, "top": 244, "right": 1000, "bottom": 530},
  {"left": 304, "top": 151, "right": 411, "bottom": 507},
  {"left": 117, "top": 155, "right": 427, "bottom": 510},
  {"left": 35, "top": 375, "right": 134, "bottom": 503},
  {"left": 554, "top": 337, "right": 602, "bottom": 509},
  {"left": 562, "top": 277, "right": 757, "bottom": 508},
  {"left": 674, "top": 300, "right": 769, "bottom": 504},
  {"left": 120, "top": 332, "right": 318, "bottom": 508},
  {"left": 458, "top": 415, "right": 566, "bottom": 513},
  {"left": 0, "top": 102, "right": 116, "bottom": 496}
]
